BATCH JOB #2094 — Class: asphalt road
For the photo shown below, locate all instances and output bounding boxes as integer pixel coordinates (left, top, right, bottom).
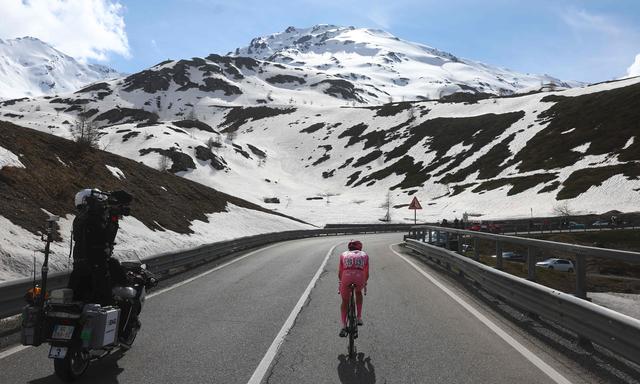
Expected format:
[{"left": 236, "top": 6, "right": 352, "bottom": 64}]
[{"left": 0, "top": 233, "right": 595, "bottom": 383}]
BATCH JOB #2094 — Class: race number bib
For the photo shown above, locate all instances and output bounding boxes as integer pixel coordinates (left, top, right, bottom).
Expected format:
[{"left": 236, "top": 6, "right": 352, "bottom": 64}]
[{"left": 343, "top": 255, "right": 365, "bottom": 269}]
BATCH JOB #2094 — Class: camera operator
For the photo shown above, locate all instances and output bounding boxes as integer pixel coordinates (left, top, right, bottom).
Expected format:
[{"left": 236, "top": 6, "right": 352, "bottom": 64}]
[{"left": 67, "top": 188, "right": 132, "bottom": 305}]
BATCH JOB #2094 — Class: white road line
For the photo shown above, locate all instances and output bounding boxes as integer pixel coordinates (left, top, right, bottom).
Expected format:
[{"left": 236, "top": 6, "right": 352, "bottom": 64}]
[
  {"left": 389, "top": 244, "right": 573, "bottom": 384},
  {"left": 147, "top": 242, "right": 282, "bottom": 299},
  {"left": 0, "top": 345, "right": 29, "bottom": 360},
  {"left": 247, "top": 243, "right": 338, "bottom": 384},
  {"left": 0, "top": 242, "right": 281, "bottom": 361}
]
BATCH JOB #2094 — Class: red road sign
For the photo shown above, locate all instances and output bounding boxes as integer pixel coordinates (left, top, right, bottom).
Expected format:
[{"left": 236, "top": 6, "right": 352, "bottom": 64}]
[{"left": 408, "top": 196, "right": 422, "bottom": 210}]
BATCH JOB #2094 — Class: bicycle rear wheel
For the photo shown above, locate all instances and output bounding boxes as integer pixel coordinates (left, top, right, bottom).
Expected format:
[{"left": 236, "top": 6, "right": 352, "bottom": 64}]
[{"left": 347, "top": 288, "right": 357, "bottom": 358}]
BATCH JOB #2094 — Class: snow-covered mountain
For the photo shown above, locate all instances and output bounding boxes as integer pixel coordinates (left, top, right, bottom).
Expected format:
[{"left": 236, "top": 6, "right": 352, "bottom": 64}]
[
  {"left": 231, "top": 25, "right": 576, "bottom": 101},
  {"left": 1, "top": 74, "right": 638, "bottom": 225},
  {"left": 0, "top": 37, "right": 122, "bottom": 100},
  {"left": 30, "top": 25, "right": 576, "bottom": 113},
  {"left": 1, "top": 25, "right": 637, "bottom": 229}
]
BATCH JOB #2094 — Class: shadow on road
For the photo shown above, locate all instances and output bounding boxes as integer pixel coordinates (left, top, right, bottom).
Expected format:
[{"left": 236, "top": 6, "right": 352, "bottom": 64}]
[
  {"left": 337, "top": 353, "right": 375, "bottom": 383},
  {"left": 28, "top": 350, "right": 126, "bottom": 384}
]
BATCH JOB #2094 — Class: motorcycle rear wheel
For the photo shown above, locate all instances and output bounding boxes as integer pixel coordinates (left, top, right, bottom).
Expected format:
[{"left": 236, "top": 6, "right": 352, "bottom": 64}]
[{"left": 54, "top": 347, "right": 89, "bottom": 382}]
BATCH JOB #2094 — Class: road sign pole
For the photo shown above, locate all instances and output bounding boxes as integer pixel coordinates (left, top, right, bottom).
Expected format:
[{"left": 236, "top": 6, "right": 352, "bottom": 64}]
[{"left": 408, "top": 196, "right": 422, "bottom": 225}]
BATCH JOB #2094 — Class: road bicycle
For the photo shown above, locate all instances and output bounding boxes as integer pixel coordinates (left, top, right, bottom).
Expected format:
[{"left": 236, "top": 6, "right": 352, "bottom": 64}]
[{"left": 345, "top": 283, "right": 358, "bottom": 358}]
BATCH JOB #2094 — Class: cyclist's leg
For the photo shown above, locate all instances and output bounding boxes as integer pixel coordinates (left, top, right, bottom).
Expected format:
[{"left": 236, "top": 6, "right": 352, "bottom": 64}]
[
  {"left": 355, "top": 290, "right": 363, "bottom": 320},
  {"left": 349, "top": 270, "right": 366, "bottom": 321},
  {"left": 340, "top": 296, "right": 349, "bottom": 327},
  {"left": 339, "top": 278, "right": 352, "bottom": 328}
]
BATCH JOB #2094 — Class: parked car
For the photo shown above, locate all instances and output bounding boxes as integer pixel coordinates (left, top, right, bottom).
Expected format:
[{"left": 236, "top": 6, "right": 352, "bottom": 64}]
[
  {"left": 469, "top": 224, "right": 482, "bottom": 231},
  {"left": 535, "top": 258, "right": 574, "bottom": 272},
  {"left": 469, "top": 223, "right": 501, "bottom": 233},
  {"left": 591, "top": 220, "right": 609, "bottom": 227},
  {"left": 491, "top": 251, "right": 524, "bottom": 262},
  {"left": 568, "top": 221, "right": 585, "bottom": 230}
]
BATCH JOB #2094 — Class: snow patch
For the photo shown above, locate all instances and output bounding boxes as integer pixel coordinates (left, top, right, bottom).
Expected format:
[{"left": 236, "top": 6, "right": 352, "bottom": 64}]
[
  {"left": 0, "top": 146, "right": 25, "bottom": 169},
  {"left": 572, "top": 143, "right": 590, "bottom": 153},
  {"left": 0, "top": 214, "right": 75, "bottom": 282},
  {"left": 105, "top": 164, "right": 125, "bottom": 180},
  {"left": 623, "top": 136, "right": 635, "bottom": 150},
  {"left": 0, "top": 203, "right": 311, "bottom": 282},
  {"left": 560, "top": 128, "right": 575, "bottom": 135}
]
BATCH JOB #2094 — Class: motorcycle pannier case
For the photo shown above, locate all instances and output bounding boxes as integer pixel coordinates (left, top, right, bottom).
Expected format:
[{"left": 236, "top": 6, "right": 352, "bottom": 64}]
[
  {"left": 21, "top": 305, "right": 43, "bottom": 346},
  {"left": 82, "top": 304, "right": 120, "bottom": 348}
]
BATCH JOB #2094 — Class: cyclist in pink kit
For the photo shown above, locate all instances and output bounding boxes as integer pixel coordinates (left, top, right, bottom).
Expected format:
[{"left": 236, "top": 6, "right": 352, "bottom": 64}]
[{"left": 338, "top": 240, "right": 369, "bottom": 337}]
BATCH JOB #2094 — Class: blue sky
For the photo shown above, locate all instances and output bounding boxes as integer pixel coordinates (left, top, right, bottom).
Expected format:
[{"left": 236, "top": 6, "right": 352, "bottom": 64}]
[{"left": 2, "top": 0, "right": 640, "bottom": 82}]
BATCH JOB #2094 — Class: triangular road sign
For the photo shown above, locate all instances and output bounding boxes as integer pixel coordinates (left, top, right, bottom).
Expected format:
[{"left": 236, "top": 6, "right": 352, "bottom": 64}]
[{"left": 408, "top": 196, "right": 422, "bottom": 210}]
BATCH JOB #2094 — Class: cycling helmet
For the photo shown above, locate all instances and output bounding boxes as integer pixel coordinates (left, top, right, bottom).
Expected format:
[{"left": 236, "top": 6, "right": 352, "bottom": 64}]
[{"left": 348, "top": 240, "right": 363, "bottom": 251}]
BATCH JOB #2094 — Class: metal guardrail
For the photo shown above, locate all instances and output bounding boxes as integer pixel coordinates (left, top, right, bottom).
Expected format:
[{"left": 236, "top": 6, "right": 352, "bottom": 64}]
[
  {"left": 406, "top": 225, "right": 640, "bottom": 299},
  {"left": 404, "top": 239, "right": 640, "bottom": 366},
  {"left": 324, "top": 223, "right": 414, "bottom": 230},
  {"left": 0, "top": 226, "right": 402, "bottom": 319}
]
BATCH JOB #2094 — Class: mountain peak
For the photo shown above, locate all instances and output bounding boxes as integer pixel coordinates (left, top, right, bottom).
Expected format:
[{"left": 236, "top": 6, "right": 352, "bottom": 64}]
[
  {"left": 230, "top": 25, "right": 570, "bottom": 101},
  {"left": 0, "top": 36, "right": 122, "bottom": 99}
]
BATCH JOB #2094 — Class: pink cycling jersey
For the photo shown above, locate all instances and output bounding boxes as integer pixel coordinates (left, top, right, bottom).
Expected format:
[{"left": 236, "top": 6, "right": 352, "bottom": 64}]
[{"left": 338, "top": 250, "right": 369, "bottom": 294}]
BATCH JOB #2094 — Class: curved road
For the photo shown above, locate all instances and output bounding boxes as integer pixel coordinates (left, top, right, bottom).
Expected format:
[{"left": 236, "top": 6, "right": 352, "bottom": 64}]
[{"left": 0, "top": 233, "right": 594, "bottom": 383}]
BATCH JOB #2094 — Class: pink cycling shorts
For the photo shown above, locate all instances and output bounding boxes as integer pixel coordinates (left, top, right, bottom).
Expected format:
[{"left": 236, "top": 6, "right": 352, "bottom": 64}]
[{"left": 339, "top": 269, "right": 366, "bottom": 300}]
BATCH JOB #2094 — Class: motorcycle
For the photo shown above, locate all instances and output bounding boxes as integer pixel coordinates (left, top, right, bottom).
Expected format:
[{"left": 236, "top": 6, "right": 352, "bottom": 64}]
[{"left": 21, "top": 216, "right": 157, "bottom": 382}]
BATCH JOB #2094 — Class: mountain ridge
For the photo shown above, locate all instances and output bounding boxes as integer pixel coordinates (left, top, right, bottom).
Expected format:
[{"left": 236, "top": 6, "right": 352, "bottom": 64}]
[
  {"left": 0, "top": 36, "right": 122, "bottom": 100},
  {"left": 229, "top": 24, "right": 578, "bottom": 101}
]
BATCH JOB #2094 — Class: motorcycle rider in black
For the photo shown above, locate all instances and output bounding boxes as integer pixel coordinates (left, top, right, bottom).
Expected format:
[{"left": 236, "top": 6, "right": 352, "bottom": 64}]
[
  {"left": 67, "top": 189, "right": 128, "bottom": 305},
  {"left": 67, "top": 189, "right": 140, "bottom": 344}
]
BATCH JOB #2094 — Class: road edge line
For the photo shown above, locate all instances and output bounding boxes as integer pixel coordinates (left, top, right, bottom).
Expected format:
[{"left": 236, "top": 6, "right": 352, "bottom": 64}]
[
  {"left": 389, "top": 243, "right": 573, "bottom": 384},
  {"left": 247, "top": 243, "right": 338, "bottom": 384},
  {"left": 0, "top": 345, "right": 29, "bottom": 360}
]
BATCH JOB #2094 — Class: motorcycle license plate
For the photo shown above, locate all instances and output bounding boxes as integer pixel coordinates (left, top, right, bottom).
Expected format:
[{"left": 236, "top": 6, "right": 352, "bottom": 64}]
[
  {"left": 48, "top": 346, "right": 68, "bottom": 359},
  {"left": 52, "top": 325, "right": 75, "bottom": 340}
]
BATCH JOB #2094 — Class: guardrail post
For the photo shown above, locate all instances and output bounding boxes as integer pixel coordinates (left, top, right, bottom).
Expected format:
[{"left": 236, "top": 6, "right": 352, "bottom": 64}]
[
  {"left": 575, "top": 254, "right": 587, "bottom": 300},
  {"left": 421, "top": 229, "right": 426, "bottom": 242},
  {"left": 473, "top": 238, "right": 479, "bottom": 261},
  {"left": 527, "top": 246, "right": 537, "bottom": 281},
  {"left": 496, "top": 240, "right": 503, "bottom": 270},
  {"left": 428, "top": 230, "right": 432, "bottom": 244},
  {"left": 445, "top": 232, "right": 451, "bottom": 250},
  {"left": 457, "top": 234, "right": 463, "bottom": 254}
]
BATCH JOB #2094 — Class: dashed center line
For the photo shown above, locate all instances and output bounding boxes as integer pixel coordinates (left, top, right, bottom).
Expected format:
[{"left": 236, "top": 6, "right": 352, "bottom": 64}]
[{"left": 247, "top": 243, "right": 338, "bottom": 384}]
